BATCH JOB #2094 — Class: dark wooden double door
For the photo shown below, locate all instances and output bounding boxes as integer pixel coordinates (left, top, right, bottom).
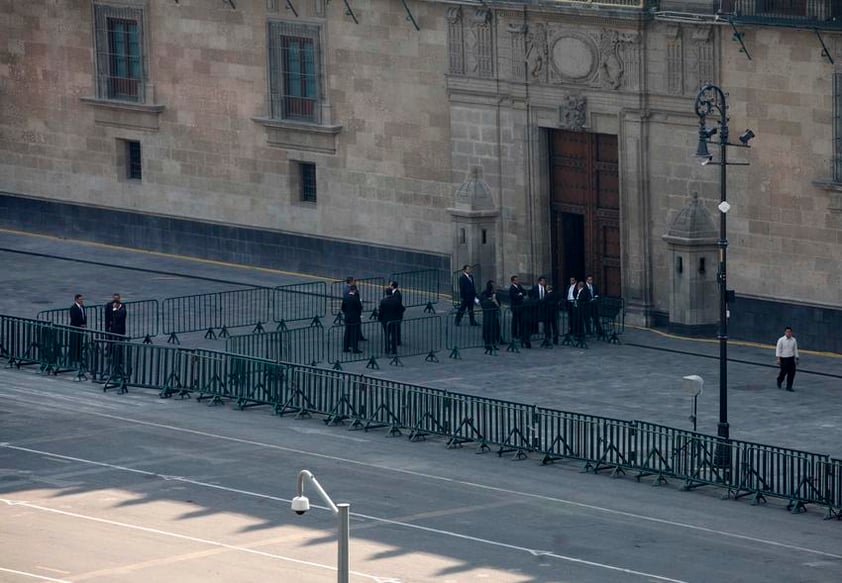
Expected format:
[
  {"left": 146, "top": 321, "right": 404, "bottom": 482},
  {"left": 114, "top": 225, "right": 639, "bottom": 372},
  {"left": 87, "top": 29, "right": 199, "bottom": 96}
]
[{"left": 549, "top": 130, "right": 622, "bottom": 297}]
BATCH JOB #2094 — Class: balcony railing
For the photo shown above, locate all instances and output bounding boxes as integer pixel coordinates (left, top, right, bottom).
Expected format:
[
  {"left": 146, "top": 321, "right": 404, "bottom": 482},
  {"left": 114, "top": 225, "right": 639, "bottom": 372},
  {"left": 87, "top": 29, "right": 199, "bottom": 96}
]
[{"left": 720, "top": 0, "right": 842, "bottom": 29}]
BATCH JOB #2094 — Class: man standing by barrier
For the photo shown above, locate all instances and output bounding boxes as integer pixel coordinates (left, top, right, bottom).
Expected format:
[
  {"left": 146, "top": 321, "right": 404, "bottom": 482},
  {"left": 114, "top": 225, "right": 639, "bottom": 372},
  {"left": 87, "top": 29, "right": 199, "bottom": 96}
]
[
  {"left": 509, "top": 275, "right": 530, "bottom": 348},
  {"left": 69, "top": 293, "right": 87, "bottom": 366},
  {"left": 341, "top": 285, "right": 363, "bottom": 354},
  {"left": 775, "top": 326, "right": 799, "bottom": 392},
  {"left": 379, "top": 287, "right": 400, "bottom": 355},
  {"left": 105, "top": 293, "right": 127, "bottom": 336},
  {"left": 585, "top": 275, "right": 604, "bottom": 337},
  {"left": 455, "top": 265, "right": 479, "bottom": 326},
  {"left": 566, "top": 277, "right": 577, "bottom": 334},
  {"left": 389, "top": 281, "right": 405, "bottom": 346}
]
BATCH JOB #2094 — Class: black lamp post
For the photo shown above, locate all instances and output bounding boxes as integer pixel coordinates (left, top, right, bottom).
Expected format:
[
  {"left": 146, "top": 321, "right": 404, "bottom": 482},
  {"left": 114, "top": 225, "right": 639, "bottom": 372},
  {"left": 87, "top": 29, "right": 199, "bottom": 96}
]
[{"left": 693, "top": 83, "right": 753, "bottom": 469}]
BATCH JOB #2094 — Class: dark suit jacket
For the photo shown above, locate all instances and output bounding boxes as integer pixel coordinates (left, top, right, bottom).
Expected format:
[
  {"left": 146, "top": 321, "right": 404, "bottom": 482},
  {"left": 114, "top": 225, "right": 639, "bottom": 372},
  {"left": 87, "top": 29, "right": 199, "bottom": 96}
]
[
  {"left": 378, "top": 294, "right": 401, "bottom": 324},
  {"left": 69, "top": 303, "right": 87, "bottom": 327},
  {"left": 587, "top": 284, "right": 599, "bottom": 299},
  {"left": 459, "top": 273, "right": 477, "bottom": 302},
  {"left": 509, "top": 284, "right": 526, "bottom": 306},
  {"left": 105, "top": 302, "right": 127, "bottom": 335},
  {"left": 341, "top": 292, "right": 363, "bottom": 324},
  {"left": 391, "top": 289, "right": 406, "bottom": 319}
]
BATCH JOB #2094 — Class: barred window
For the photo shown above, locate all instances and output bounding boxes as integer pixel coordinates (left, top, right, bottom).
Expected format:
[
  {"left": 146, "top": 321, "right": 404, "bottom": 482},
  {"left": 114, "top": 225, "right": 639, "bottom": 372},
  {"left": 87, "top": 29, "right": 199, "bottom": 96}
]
[
  {"left": 93, "top": 3, "right": 145, "bottom": 103},
  {"left": 268, "top": 21, "right": 321, "bottom": 123},
  {"left": 299, "top": 162, "right": 317, "bottom": 203}
]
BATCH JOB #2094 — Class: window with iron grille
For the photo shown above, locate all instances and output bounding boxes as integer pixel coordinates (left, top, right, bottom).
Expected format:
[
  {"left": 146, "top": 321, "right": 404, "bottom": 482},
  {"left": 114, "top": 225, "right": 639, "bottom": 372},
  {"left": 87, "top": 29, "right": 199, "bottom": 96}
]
[
  {"left": 268, "top": 21, "right": 321, "bottom": 123},
  {"left": 93, "top": 3, "right": 145, "bottom": 103},
  {"left": 299, "top": 162, "right": 317, "bottom": 203},
  {"left": 126, "top": 140, "right": 142, "bottom": 180}
]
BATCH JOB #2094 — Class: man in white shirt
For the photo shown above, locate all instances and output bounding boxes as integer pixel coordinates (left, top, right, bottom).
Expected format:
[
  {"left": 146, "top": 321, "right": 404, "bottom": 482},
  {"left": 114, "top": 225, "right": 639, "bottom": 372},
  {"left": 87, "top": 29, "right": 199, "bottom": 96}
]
[{"left": 775, "top": 326, "right": 799, "bottom": 392}]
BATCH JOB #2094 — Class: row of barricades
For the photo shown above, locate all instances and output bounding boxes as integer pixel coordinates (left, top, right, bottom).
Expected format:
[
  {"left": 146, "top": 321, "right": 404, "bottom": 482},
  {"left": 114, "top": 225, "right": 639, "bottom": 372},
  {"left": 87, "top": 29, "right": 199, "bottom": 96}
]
[
  {"left": 1, "top": 314, "right": 839, "bottom": 520},
  {"left": 35, "top": 270, "right": 444, "bottom": 344},
  {"left": 223, "top": 300, "right": 625, "bottom": 368}
]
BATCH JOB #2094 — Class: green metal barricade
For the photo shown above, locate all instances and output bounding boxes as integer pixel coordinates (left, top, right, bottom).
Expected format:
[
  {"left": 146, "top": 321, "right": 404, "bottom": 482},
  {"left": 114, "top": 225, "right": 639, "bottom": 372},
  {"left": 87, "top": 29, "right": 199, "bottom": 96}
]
[
  {"left": 596, "top": 296, "right": 625, "bottom": 344},
  {"left": 225, "top": 326, "right": 325, "bottom": 366},
  {"left": 446, "top": 308, "right": 503, "bottom": 357},
  {"left": 444, "top": 393, "right": 535, "bottom": 458},
  {"left": 272, "top": 282, "right": 328, "bottom": 328},
  {"left": 160, "top": 293, "right": 222, "bottom": 344},
  {"left": 326, "top": 320, "right": 384, "bottom": 369},
  {"left": 0, "top": 314, "right": 51, "bottom": 368},
  {"left": 215, "top": 287, "right": 272, "bottom": 336},
  {"left": 389, "top": 269, "right": 442, "bottom": 312}
]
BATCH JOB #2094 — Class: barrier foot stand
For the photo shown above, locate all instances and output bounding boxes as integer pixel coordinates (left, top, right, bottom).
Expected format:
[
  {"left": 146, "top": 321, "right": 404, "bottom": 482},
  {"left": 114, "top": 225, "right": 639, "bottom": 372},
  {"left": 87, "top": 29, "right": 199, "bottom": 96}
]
[
  {"left": 574, "top": 336, "right": 589, "bottom": 349},
  {"left": 750, "top": 491, "right": 767, "bottom": 506},
  {"left": 561, "top": 333, "right": 574, "bottom": 347},
  {"left": 541, "top": 338, "right": 553, "bottom": 348},
  {"left": 365, "top": 357, "right": 380, "bottom": 370},
  {"left": 823, "top": 506, "right": 841, "bottom": 520},
  {"left": 389, "top": 355, "right": 403, "bottom": 367},
  {"left": 333, "top": 313, "right": 343, "bottom": 325},
  {"left": 425, "top": 351, "right": 439, "bottom": 363},
  {"left": 74, "top": 366, "right": 88, "bottom": 382},
  {"left": 276, "top": 320, "right": 288, "bottom": 332},
  {"left": 449, "top": 346, "right": 462, "bottom": 360},
  {"left": 310, "top": 316, "right": 323, "bottom": 328},
  {"left": 218, "top": 326, "right": 230, "bottom": 338},
  {"left": 787, "top": 499, "right": 808, "bottom": 514},
  {"left": 332, "top": 361, "right": 343, "bottom": 371},
  {"left": 370, "top": 309, "right": 379, "bottom": 321},
  {"left": 143, "top": 335, "right": 153, "bottom": 344},
  {"left": 424, "top": 302, "right": 435, "bottom": 314},
  {"left": 505, "top": 340, "right": 520, "bottom": 353},
  {"left": 497, "top": 446, "right": 528, "bottom": 460},
  {"left": 484, "top": 345, "right": 498, "bottom": 355},
  {"left": 204, "top": 328, "right": 217, "bottom": 340},
  {"left": 167, "top": 332, "right": 181, "bottom": 345},
  {"left": 541, "top": 453, "right": 564, "bottom": 465},
  {"left": 103, "top": 372, "right": 128, "bottom": 395},
  {"left": 253, "top": 322, "right": 265, "bottom": 334}
]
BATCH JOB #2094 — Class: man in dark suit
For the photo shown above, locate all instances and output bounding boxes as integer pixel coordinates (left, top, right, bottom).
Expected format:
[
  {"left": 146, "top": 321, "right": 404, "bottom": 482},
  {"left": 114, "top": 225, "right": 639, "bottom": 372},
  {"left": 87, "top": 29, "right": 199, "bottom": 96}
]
[
  {"left": 509, "top": 275, "right": 530, "bottom": 348},
  {"left": 388, "top": 280, "right": 406, "bottom": 345},
  {"left": 69, "top": 293, "right": 87, "bottom": 366},
  {"left": 455, "top": 265, "right": 479, "bottom": 326},
  {"left": 378, "top": 287, "right": 401, "bottom": 354},
  {"left": 530, "top": 278, "right": 559, "bottom": 345},
  {"left": 341, "top": 286, "right": 363, "bottom": 353},
  {"left": 572, "top": 280, "right": 591, "bottom": 338},
  {"left": 584, "top": 275, "right": 603, "bottom": 336},
  {"left": 104, "top": 293, "right": 127, "bottom": 336}
]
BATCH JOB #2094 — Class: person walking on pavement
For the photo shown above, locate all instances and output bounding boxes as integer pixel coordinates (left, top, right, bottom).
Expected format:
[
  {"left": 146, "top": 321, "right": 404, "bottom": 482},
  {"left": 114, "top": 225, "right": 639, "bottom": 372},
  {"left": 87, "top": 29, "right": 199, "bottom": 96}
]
[
  {"left": 455, "top": 265, "right": 479, "bottom": 326},
  {"left": 775, "top": 326, "right": 799, "bottom": 391},
  {"left": 104, "top": 293, "right": 127, "bottom": 336}
]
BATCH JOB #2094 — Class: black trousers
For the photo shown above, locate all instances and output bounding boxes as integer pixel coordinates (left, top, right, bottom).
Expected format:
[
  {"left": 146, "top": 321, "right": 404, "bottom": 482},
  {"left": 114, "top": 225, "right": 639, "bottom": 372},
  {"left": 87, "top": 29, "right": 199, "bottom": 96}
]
[
  {"left": 455, "top": 298, "right": 476, "bottom": 323},
  {"left": 777, "top": 357, "right": 796, "bottom": 389}
]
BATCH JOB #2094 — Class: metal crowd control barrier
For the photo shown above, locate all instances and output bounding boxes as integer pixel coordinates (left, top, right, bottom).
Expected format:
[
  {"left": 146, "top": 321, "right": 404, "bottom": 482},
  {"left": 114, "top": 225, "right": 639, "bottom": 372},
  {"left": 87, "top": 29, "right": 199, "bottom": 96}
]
[
  {"left": 225, "top": 326, "right": 325, "bottom": 366},
  {"left": 389, "top": 269, "right": 441, "bottom": 312},
  {"left": 215, "top": 287, "right": 272, "bottom": 336},
  {"left": 386, "top": 315, "right": 443, "bottom": 364},
  {"left": 597, "top": 296, "right": 625, "bottom": 343},
  {"left": 330, "top": 277, "right": 385, "bottom": 323},
  {"left": 272, "top": 282, "right": 328, "bottom": 328},
  {"left": 326, "top": 320, "right": 385, "bottom": 369},
  {"left": 160, "top": 292, "right": 222, "bottom": 344},
  {"left": 37, "top": 299, "right": 160, "bottom": 343},
  {"left": 7, "top": 307, "right": 842, "bottom": 521},
  {"left": 445, "top": 308, "right": 502, "bottom": 357},
  {"left": 1, "top": 314, "right": 52, "bottom": 368}
]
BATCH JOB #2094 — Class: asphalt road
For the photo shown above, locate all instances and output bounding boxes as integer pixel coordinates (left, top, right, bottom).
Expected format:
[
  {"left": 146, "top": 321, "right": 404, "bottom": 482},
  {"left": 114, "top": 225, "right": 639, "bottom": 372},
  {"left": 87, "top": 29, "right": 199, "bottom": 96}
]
[{"left": 2, "top": 367, "right": 841, "bottom": 583}]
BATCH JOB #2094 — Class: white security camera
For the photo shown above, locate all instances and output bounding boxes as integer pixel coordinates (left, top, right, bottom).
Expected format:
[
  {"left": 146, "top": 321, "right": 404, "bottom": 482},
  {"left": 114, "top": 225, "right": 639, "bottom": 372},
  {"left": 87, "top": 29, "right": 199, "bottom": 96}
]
[{"left": 291, "top": 495, "right": 310, "bottom": 515}]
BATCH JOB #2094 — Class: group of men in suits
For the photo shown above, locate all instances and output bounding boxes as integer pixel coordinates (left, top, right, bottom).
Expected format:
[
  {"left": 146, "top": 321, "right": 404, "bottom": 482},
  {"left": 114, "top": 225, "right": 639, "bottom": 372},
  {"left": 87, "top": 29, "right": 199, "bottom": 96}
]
[
  {"left": 341, "top": 278, "right": 406, "bottom": 355},
  {"left": 456, "top": 271, "right": 604, "bottom": 347},
  {"left": 68, "top": 293, "right": 127, "bottom": 365}
]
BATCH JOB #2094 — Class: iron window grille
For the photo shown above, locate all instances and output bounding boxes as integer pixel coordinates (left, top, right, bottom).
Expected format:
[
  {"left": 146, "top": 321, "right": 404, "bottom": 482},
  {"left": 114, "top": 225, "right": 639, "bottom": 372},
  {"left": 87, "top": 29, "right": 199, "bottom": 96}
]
[
  {"left": 93, "top": 3, "right": 145, "bottom": 103},
  {"left": 835, "top": 69, "right": 842, "bottom": 182},
  {"left": 268, "top": 21, "right": 321, "bottom": 123},
  {"left": 127, "top": 140, "right": 142, "bottom": 180},
  {"left": 299, "top": 162, "right": 317, "bottom": 203}
]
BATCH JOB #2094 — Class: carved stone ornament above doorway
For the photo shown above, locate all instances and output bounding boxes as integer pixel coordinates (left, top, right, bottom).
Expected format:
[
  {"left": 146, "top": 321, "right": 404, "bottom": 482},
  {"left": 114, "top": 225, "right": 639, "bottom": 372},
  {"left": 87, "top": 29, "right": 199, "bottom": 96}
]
[{"left": 558, "top": 95, "right": 587, "bottom": 131}]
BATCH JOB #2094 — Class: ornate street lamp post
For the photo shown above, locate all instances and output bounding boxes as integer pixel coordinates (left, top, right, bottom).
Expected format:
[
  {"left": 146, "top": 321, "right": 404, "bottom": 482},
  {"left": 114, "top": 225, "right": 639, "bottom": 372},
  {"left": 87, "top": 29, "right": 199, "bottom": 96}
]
[{"left": 693, "top": 83, "right": 754, "bottom": 469}]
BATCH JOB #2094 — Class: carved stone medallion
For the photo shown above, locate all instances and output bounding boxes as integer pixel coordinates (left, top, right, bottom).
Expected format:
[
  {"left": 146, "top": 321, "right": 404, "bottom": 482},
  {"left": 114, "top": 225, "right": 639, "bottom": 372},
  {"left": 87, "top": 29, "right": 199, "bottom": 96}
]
[{"left": 551, "top": 34, "right": 598, "bottom": 81}]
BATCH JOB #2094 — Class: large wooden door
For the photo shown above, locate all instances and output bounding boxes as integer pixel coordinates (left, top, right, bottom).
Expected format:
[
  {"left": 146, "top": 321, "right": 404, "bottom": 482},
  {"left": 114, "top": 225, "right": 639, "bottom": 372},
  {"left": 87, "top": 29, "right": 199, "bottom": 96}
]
[{"left": 549, "top": 130, "right": 621, "bottom": 297}]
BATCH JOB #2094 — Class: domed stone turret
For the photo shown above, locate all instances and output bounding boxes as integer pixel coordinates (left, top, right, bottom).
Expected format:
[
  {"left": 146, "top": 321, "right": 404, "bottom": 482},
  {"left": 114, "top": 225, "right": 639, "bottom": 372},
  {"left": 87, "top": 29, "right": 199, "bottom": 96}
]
[
  {"left": 663, "top": 193, "right": 717, "bottom": 244},
  {"left": 454, "top": 167, "right": 495, "bottom": 212}
]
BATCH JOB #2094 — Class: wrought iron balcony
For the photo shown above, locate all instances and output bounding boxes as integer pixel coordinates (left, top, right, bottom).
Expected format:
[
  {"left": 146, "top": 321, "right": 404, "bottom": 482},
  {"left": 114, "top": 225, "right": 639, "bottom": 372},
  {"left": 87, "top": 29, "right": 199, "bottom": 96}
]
[{"left": 720, "top": 0, "right": 842, "bottom": 29}]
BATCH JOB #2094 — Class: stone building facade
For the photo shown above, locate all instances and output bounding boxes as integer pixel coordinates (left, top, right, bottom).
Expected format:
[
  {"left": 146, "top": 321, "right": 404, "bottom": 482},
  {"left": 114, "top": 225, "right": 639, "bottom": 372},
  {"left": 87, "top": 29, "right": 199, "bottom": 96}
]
[{"left": 2, "top": 0, "right": 842, "bottom": 350}]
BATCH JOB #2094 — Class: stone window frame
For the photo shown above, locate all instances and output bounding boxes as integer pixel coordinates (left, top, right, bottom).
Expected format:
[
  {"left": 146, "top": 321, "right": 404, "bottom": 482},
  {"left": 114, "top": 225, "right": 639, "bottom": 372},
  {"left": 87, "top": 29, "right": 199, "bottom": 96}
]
[
  {"left": 812, "top": 67, "right": 842, "bottom": 212},
  {"left": 267, "top": 20, "right": 324, "bottom": 124},
  {"left": 290, "top": 160, "right": 318, "bottom": 206},
  {"left": 91, "top": 0, "right": 150, "bottom": 104}
]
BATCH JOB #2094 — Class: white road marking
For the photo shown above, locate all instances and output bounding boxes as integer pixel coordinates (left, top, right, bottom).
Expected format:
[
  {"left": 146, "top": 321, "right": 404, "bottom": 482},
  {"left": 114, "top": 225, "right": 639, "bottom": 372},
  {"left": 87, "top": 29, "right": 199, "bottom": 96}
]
[
  {"left": 0, "top": 567, "right": 71, "bottom": 582},
  {"left": 3, "top": 386, "right": 841, "bottom": 563}
]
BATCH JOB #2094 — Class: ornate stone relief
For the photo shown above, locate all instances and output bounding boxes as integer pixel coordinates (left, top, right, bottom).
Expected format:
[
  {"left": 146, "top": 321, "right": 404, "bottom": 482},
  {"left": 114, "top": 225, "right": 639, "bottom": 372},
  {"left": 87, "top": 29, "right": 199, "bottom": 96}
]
[
  {"left": 558, "top": 95, "right": 587, "bottom": 131},
  {"left": 691, "top": 27, "right": 714, "bottom": 89},
  {"left": 448, "top": 8, "right": 493, "bottom": 78},
  {"left": 507, "top": 23, "right": 528, "bottom": 82},
  {"left": 524, "top": 25, "right": 640, "bottom": 90},
  {"left": 447, "top": 7, "right": 465, "bottom": 75},
  {"left": 665, "top": 25, "right": 683, "bottom": 95}
]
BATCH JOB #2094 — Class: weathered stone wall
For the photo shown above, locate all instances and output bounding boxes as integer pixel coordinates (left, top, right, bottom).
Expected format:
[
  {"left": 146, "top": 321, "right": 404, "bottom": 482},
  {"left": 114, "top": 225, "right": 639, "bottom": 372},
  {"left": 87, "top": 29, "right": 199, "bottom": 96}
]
[{"left": 0, "top": 0, "right": 453, "bottom": 254}]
